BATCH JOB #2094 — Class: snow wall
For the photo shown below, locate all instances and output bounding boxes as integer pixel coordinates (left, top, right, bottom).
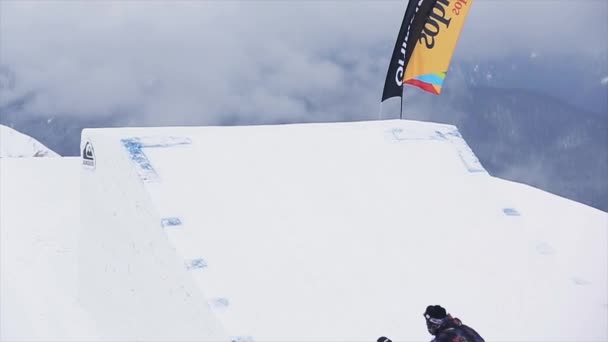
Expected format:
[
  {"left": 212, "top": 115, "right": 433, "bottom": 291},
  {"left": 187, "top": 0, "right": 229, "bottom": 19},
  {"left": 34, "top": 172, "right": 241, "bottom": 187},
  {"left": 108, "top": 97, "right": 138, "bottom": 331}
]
[
  {"left": 79, "top": 129, "right": 227, "bottom": 341},
  {"left": 78, "top": 120, "right": 607, "bottom": 342}
]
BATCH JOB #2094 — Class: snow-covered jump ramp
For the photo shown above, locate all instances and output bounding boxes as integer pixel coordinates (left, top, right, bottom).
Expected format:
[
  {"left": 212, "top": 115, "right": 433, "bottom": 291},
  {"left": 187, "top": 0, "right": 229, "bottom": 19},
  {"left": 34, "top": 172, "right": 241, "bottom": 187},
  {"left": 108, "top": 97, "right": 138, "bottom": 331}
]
[{"left": 80, "top": 120, "right": 607, "bottom": 341}]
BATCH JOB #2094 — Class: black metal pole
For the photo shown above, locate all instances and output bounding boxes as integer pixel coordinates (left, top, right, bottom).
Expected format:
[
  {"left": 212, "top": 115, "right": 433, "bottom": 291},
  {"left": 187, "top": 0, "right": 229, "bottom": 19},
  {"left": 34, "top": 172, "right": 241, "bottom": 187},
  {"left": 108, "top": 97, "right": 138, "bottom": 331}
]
[{"left": 400, "top": 90, "right": 404, "bottom": 120}]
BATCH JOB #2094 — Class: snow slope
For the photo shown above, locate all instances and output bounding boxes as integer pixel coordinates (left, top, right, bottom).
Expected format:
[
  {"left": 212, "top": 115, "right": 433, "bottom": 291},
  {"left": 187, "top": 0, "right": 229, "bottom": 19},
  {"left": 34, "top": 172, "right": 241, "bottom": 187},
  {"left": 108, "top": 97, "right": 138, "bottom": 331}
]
[
  {"left": 0, "top": 158, "right": 97, "bottom": 341},
  {"left": 79, "top": 120, "right": 607, "bottom": 341},
  {"left": 1, "top": 119, "right": 606, "bottom": 341},
  {"left": 0, "top": 124, "right": 60, "bottom": 158}
]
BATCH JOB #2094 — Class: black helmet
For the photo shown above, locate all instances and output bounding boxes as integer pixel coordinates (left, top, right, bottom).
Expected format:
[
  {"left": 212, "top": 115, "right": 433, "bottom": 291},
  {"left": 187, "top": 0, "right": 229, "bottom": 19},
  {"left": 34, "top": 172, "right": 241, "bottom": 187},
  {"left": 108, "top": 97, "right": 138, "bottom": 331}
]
[{"left": 424, "top": 305, "right": 447, "bottom": 335}]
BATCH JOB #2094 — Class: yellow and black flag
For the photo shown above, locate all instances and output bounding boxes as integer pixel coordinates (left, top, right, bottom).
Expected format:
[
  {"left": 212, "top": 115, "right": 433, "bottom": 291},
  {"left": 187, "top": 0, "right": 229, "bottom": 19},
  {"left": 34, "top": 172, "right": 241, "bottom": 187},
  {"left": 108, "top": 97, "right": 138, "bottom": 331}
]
[{"left": 382, "top": 0, "right": 473, "bottom": 102}]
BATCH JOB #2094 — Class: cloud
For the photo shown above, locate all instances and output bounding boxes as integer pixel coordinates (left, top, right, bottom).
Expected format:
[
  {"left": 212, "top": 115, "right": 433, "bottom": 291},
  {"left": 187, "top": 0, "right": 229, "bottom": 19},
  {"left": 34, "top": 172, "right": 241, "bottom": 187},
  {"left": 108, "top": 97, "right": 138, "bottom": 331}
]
[
  {"left": 457, "top": 1, "right": 607, "bottom": 60},
  {"left": 0, "top": 1, "right": 606, "bottom": 125}
]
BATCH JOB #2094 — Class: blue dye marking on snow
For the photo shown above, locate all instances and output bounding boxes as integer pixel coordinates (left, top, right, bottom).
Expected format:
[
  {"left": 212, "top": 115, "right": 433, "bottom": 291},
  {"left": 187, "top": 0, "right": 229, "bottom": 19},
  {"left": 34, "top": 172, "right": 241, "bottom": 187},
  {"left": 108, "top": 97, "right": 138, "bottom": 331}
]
[
  {"left": 215, "top": 297, "right": 229, "bottom": 307},
  {"left": 389, "top": 127, "right": 486, "bottom": 173},
  {"left": 503, "top": 208, "right": 521, "bottom": 216},
  {"left": 535, "top": 241, "right": 555, "bottom": 255},
  {"left": 390, "top": 128, "right": 444, "bottom": 142},
  {"left": 391, "top": 128, "right": 406, "bottom": 141},
  {"left": 210, "top": 297, "right": 230, "bottom": 308},
  {"left": 434, "top": 130, "right": 446, "bottom": 139},
  {"left": 121, "top": 138, "right": 158, "bottom": 182},
  {"left": 440, "top": 129, "right": 486, "bottom": 173},
  {"left": 121, "top": 136, "right": 192, "bottom": 182},
  {"left": 571, "top": 277, "right": 591, "bottom": 286},
  {"left": 452, "top": 149, "right": 485, "bottom": 173},
  {"left": 161, "top": 217, "right": 182, "bottom": 227},
  {"left": 185, "top": 258, "right": 207, "bottom": 270},
  {"left": 231, "top": 336, "right": 254, "bottom": 342}
]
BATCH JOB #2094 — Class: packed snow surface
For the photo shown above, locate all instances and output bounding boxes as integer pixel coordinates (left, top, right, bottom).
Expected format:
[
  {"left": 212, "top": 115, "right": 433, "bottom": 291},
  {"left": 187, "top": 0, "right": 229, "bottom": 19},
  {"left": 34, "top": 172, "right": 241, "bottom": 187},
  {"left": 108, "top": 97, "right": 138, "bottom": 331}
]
[
  {"left": 1, "top": 119, "right": 606, "bottom": 341},
  {"left": 0, "top": 124, "right": 59, "bottom": 158},
  {"left": 0, "top": 158, "right": 96, "bottom": 340}
]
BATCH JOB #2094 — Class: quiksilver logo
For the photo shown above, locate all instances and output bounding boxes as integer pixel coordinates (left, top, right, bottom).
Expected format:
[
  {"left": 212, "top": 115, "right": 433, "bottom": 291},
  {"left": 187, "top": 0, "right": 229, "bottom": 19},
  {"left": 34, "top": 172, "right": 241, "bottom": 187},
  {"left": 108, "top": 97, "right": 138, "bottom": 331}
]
[
  {"left": 82, "top": 141, "right": 95, "bottom": 169},
  {"left": 395, "top": 0, "right": 424, "bottom": 87}
]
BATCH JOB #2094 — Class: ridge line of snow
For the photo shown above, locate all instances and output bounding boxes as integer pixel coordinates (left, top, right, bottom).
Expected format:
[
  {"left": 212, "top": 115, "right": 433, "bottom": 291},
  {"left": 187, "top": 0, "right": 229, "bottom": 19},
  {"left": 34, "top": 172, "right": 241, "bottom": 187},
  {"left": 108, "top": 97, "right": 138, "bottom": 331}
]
[{"left": 0, "top": 124, "right": 60, "bottom": 158}]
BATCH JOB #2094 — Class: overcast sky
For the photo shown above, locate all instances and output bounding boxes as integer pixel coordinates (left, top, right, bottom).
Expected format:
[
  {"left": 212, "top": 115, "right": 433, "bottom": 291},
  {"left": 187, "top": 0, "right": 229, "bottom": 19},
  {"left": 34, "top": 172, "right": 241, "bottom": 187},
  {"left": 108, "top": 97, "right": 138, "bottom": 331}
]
[{"left": 1, "top": 0, "right": 606, "bottom": 126}]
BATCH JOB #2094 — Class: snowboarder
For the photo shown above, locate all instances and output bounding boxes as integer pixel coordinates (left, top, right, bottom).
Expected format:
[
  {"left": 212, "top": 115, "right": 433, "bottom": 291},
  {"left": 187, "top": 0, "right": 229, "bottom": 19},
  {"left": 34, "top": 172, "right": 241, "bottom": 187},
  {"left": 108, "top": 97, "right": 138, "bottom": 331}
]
[
  {"left": 423, "top": 305, "right": 485, "bottom": 342},
  {"left": 377, "top": 305, "right": 484, "bottom": 342}
]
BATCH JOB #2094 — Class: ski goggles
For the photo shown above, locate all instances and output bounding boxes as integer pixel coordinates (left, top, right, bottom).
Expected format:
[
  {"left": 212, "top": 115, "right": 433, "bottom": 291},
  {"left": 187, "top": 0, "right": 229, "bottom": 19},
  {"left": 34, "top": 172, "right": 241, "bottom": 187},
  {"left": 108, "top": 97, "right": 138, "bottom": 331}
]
[{"left": 424, "top": 314, "right": 445, "bottom": 325}]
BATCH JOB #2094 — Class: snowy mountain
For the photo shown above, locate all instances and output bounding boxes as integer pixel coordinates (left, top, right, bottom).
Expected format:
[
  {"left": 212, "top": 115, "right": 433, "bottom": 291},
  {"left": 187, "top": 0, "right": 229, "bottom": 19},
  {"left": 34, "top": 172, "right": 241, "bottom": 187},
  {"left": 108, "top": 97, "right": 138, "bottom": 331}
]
[
  {"left": 405, "top": 86, "right": 608, "bottom": 211},
  {"left": 0, "top": 124, "right": 60, "bottom": 158}
]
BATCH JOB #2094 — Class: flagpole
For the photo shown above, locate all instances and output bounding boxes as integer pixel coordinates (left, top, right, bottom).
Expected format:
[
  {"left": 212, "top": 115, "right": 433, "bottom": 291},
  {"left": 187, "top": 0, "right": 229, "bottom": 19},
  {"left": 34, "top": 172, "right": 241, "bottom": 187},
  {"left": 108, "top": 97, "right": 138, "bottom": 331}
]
[{"left": 400, "top": 89, "right": 404, "bottom": 120}]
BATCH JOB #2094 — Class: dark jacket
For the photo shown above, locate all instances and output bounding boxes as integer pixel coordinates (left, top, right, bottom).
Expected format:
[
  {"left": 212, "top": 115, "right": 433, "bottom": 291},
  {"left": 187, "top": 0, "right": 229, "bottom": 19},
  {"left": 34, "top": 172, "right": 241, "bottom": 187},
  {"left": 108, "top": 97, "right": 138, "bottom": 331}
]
[{"left": 431, "top": 316, "right": 485, "bottom": 342}]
